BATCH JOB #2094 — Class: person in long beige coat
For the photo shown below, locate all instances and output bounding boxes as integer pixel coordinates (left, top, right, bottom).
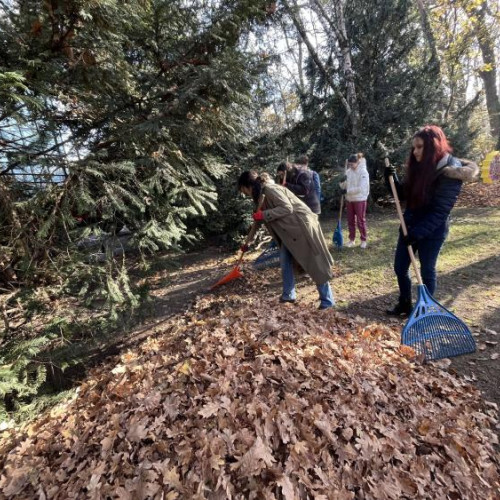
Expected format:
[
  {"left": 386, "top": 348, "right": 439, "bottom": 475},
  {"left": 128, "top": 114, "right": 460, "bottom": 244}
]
[{"left": 238, "top": 171, "right": 335, "bottom": 309}]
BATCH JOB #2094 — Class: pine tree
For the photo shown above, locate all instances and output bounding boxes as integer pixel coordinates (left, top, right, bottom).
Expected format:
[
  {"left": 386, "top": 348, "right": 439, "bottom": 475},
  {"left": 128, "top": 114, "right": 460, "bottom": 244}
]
[
  {"left": 0, "top": 0, "right": 274, "bottom": 414},
  {"left": 1, "top": 0, "right": 272, "bottom": 282},
  {"left": 293, "top": 0, "right": 443, "bottom": 168}
]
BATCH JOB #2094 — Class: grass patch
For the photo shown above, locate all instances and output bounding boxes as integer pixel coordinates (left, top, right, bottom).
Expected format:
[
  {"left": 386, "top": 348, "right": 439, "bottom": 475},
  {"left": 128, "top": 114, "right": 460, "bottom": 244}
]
[{"left": 321, "top": 206, "right": 500, "bottom": 323}]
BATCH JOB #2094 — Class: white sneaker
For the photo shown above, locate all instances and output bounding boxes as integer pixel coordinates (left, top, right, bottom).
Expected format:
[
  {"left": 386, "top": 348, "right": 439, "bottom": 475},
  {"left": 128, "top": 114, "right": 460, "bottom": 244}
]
[
  {"left": 360, "top": 241, "right": 367, "bottom": 249},
  {"left": 345, "top": 240, "right": 355, "bottom": 248}
]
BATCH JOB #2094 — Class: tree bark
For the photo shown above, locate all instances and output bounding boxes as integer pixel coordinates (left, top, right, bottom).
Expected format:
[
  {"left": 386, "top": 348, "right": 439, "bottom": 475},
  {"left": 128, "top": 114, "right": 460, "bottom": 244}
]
[
  {"left": 473, "top": 1, "right": 500, "bottom": 147},
  {"left": 297, "top": 33, "right": 305, "bottom": 96},
  {"left": 281, "top": 20, "right": 306, "bottom": 96},
  {"left": 0, "top": 178, "right": 31, "bottom": 261},
  {"left": 309, "top": 0, "right": 360, "bottom": 137},
  {"left": 415, "top": 0, "right": 441, "bottom": 74}
]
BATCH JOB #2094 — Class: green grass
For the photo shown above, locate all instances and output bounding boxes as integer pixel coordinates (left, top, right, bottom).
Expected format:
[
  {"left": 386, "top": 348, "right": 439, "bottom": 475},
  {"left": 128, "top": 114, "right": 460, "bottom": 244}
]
[{"left": 320, "top": 207, "right": 500, "bottom": 321}]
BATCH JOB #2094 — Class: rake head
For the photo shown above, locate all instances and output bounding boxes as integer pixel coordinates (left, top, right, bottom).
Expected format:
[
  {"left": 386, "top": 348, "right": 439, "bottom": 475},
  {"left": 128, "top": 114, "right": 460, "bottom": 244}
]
[
  {"left": 253, "top": 242, "right": 280, "bottom": 270},
  {"left": 333, "top": 221, "right": 343, "bottom": 248},
  {"left": 402, "top": 285, "right": 476, "bottom": 360},
  {"left": 210, "top": 265, "right": 243, "bottom": 290}
]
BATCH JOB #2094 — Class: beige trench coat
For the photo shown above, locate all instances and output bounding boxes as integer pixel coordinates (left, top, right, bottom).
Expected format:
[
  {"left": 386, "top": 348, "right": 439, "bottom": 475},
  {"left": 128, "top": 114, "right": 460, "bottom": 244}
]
[{"left": 260, "top": 183, "right": 334, "bottom": 285}]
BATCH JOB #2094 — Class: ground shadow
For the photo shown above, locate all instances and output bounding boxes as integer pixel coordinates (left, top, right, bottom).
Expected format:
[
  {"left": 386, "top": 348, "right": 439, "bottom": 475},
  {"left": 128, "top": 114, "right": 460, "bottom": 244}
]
[{"left": 338, "top": 254, "right": 499, "bottom": 316}]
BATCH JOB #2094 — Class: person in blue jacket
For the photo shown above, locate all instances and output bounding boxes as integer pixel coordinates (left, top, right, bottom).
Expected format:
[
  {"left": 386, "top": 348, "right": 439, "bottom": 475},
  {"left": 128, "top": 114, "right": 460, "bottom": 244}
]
[{"left": 384, "top": 125, "right": 478, "bottom": 316}]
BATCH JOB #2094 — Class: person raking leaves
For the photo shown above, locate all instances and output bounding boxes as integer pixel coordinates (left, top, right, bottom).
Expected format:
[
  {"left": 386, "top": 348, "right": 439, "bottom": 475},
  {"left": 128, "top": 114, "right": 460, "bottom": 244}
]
[
  {"left": 238, "top": 171, "right": 335, "bottom": 309},
  {"left": 384, "top": 125, "right": 479, "bottom": 317}
]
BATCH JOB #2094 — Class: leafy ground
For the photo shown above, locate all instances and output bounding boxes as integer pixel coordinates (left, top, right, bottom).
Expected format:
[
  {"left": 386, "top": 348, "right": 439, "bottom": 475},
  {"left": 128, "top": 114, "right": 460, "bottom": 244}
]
[
  {"left": 141, "top": 202, "right": 500, "bottom": 412},
  {"left": 81, "top": 198, "right": 500, "bottom": 418},
  {"left": 323, "top": 205, "right": 500, "bottom": 409},
  {"left": 2, "top": 185, "right": 499, "bottom": 426},
  {"left": 1, "top": 266, "right": 499, "bottom": 499},
  {"left": 0, "top": 184, "right": 499, "bottom": 498}
]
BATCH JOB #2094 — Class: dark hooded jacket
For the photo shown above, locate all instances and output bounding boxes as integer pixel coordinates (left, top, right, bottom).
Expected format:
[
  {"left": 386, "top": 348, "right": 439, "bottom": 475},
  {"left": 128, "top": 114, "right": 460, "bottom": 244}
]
[
  {"left": 387, "top": 155, "right": 478, "bottom": 241},
  {"left": 285, "top": 166, "right": 321, "bottom": 215}
]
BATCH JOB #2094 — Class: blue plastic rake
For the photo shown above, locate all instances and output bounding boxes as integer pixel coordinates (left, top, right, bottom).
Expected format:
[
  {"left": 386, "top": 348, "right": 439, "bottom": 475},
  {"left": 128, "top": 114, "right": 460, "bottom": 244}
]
[
  {"left": 389, "top": 173, "right": 476, "bottom": 360},
  {"left": 253, "top": 241, "right": 281, "bottom": 270},
  {"left": 403, "top": 285, "right": 476, "bottom": 360}
]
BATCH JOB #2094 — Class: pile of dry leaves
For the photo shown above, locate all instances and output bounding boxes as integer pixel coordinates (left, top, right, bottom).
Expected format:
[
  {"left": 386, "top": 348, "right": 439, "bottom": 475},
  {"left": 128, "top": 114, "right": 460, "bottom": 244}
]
[
  {"left": 0, "top": 277, "right": 499, "bottom": 499},
  {"left": 456, "top": 181, "right": 500, "bottom": 208}
]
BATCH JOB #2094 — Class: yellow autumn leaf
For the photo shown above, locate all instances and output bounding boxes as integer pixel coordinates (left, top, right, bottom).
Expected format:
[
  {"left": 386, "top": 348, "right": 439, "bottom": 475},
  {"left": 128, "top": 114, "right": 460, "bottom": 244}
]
[
  {"left": 480, "top": 63, "right": 493, "bottom": 72},
  {"left": 178, "top": 360, "right": 191, "bottom": 375}
]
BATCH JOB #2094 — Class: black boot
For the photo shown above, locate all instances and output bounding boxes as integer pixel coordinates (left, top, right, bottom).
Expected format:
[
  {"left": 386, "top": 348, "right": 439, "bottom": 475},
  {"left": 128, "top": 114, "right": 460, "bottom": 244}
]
[{"left": 386, "top": 299, "right": 412, "bottom": 317}]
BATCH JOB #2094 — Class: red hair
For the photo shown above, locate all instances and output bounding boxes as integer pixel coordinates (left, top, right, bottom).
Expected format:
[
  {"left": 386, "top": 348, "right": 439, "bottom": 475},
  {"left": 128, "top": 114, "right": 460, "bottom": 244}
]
[{"left": 405, "top": 125, "right": 452, "bottom": 208}]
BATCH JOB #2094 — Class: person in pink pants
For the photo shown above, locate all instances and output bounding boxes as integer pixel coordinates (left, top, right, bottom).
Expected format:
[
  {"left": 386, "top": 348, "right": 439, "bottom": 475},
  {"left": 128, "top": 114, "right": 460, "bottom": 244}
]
[{"left": 340, "top": 153, "right": 370, "bottom": 248}]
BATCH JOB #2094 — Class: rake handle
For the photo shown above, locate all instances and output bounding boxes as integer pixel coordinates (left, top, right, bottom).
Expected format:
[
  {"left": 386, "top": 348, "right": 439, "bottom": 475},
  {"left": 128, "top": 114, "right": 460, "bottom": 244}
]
[
  {"left": 387, "top": 170, "right": 424, "bottom": 286},
  {"left": 338, "top": 159, "right": 348, "bottom": 223},
  {"left": 235, "top": 250, "right": 245, "bottom": 267},
  {"left": 240, "top": 194, "right": 267, "bottom": 264}
]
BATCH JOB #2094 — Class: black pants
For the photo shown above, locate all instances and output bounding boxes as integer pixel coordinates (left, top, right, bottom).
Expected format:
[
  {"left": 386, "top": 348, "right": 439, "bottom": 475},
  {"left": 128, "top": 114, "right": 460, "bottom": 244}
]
[{"left": 394, "top": 235, "right": 446, "bottom": 301}]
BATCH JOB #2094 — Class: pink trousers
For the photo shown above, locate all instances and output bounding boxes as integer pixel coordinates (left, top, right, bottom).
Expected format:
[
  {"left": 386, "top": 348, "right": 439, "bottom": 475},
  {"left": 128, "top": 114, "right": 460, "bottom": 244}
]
[{"left": 346, "top": 200, "right": 367, "bottom": 242}]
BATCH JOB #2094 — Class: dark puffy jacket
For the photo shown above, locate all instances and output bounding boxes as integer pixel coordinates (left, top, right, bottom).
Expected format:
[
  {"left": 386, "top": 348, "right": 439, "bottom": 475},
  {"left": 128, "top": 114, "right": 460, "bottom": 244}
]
[
  {"left": 389, "top": 156, "right": 463, "bottom": 241},
  {"left": 285, "top": 167, "right": 321, "bottom": 214}
]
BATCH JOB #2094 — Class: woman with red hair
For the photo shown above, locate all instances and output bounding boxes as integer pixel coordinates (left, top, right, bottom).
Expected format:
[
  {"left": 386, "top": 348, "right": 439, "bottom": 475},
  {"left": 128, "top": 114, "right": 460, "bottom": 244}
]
[{"left": 384, "top": 125, "right": 478, "bottom": 316}]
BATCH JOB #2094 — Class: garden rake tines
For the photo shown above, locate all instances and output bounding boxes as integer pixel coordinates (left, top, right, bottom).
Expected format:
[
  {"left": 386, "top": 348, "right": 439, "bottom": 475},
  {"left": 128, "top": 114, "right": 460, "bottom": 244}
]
[
  {"left": 209, "top": 252, "right": 244, "bottom": 290},
  {"left": 253, "top": 241, "right": 280, "bottom": 270},
  {"left": 388, "top": 173, "right": 476, "bottom": 361},
  {"left": 400, "top": 286, "right": 476, "bottom": 360},
  {"left": 210, "top": 195, "right": 266, "bottom": 290}
]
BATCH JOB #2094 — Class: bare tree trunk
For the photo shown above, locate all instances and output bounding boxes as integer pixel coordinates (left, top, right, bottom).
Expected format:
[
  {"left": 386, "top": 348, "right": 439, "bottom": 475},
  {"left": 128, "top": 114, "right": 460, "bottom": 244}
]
[
  {"left": 472, "top": 1, "right": 500, "bottom": 146},
  {"left": 0, "top": 293, "right": 14, "bottom": 336},
  {"left": 415, "top": 0, "right": 441, "bottom": 73},
  {"left": 282, "top": 0, "right": 356, "bottom": 135},
  {"left": 281, "top": 20, "right": 305, "bottom": 96},
  {"left": 0, "top": 178, "right": 31, "bottom": 261},
  {"left": 309, "top": 0, "right": 360, "bottom": 137},
  {"left": 297, "top": 33, "right": 305, "bottom": 95},
  {"left": 442, "top": 5, "right": 466, "bottom": 122}
]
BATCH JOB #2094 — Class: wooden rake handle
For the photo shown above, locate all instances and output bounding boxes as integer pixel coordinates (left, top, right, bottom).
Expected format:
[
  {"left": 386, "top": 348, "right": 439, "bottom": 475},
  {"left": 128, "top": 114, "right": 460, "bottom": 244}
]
[
  {"left": 338, "top": 195, "right": 344, "bottom": 223},
  {"left": 238, "top": 194, "right": 267, "bottom": 266},
  {"left": 386, "top": 160, "right": 424, "bottom": 286}
]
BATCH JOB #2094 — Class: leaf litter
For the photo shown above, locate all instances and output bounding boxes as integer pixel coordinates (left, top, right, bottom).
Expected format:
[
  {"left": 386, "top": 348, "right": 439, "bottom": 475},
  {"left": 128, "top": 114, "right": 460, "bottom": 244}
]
[
  {"left": 0, "top": 272, "right": 499, "bottom": 499},
  {"left": 456, "top": 182, "right": 500, "bottom": 208}
]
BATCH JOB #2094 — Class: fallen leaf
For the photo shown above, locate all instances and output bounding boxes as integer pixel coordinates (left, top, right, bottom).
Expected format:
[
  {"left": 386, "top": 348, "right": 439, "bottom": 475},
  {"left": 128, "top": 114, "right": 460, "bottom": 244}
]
[
  {"left": 0, "top": 279, "right": 498, "bottom": 500},
  {"left": 198, "top": 402, "right": 219, "bottom": 418}
]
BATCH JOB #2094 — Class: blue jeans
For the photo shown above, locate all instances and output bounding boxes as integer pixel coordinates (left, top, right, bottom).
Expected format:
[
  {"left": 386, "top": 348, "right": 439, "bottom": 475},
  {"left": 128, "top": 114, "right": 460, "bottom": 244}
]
[
  {"left": 394, "top": 235, "right": 445, "bottom": 302},
  {"left": 280, "top": 245, "right": 335, "bottom": 308}
]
